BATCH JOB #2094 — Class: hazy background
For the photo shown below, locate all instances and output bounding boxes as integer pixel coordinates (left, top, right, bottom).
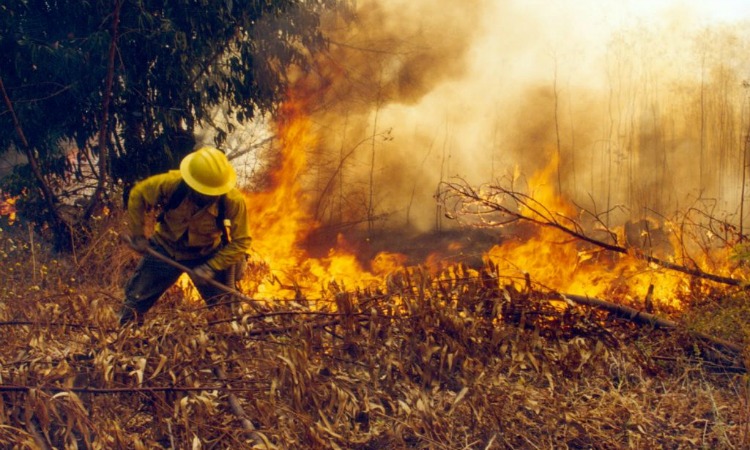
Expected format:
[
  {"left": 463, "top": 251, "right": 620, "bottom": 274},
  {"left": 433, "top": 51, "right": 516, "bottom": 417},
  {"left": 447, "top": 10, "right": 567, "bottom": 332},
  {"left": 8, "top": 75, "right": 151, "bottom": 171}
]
[{"left": 240, "top": 0, "right": 750, "bottom": 236}]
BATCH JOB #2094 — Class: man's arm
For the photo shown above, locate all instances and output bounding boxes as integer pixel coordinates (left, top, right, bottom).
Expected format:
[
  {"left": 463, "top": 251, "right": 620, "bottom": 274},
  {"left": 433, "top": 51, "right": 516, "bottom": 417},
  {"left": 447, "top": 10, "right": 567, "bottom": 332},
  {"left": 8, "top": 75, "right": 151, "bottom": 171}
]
[
  {"left": 205, "top": 189, "right": 252, "bottom": 270},
  {"left": 127, "top": 171, "right": 182, "bottom": 237}
]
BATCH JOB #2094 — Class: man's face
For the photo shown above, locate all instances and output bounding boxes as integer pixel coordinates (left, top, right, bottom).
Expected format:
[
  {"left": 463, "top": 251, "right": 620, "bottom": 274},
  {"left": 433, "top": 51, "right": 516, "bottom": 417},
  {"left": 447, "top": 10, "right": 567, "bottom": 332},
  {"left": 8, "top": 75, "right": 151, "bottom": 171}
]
[{"left": 189, "top": 188, "right": 218, "bottom": 207}]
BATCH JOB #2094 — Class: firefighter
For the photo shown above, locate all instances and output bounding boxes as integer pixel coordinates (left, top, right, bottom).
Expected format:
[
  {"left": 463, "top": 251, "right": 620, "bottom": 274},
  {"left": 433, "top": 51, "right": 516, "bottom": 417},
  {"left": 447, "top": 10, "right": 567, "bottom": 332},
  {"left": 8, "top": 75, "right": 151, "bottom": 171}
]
[{"left": 119, "top": 146, "right": 252, "bottom": 325}]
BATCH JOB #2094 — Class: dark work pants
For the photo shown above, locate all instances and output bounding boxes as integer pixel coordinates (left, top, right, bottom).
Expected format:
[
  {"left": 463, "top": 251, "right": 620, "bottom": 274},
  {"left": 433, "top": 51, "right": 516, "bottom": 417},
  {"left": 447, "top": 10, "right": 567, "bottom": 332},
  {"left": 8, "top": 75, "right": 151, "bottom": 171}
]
[{"left": 119, "top": 245, "right": 237, "bottom": 325}]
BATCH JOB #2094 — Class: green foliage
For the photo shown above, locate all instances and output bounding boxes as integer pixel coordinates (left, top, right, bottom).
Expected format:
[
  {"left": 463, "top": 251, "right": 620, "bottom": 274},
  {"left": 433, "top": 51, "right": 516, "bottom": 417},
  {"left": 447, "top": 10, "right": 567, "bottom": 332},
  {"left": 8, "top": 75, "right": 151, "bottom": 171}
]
[{"left": 0, "top": 0, "right": 343, "bottom": 221}]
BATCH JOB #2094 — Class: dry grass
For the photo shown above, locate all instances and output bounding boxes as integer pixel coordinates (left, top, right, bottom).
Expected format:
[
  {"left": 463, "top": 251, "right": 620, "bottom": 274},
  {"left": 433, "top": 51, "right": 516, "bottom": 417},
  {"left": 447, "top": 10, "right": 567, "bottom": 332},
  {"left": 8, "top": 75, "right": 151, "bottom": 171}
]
[{"left": 0, "top": 214, "right": 748, "bottom": 449}]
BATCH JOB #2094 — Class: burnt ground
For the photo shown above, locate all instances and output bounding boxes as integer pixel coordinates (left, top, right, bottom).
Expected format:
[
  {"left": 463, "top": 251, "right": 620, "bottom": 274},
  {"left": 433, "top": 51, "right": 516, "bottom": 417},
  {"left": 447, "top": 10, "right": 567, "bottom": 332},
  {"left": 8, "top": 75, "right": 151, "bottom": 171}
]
[{"left": 303, "top": 225, "right": 503, "bottom": 271}]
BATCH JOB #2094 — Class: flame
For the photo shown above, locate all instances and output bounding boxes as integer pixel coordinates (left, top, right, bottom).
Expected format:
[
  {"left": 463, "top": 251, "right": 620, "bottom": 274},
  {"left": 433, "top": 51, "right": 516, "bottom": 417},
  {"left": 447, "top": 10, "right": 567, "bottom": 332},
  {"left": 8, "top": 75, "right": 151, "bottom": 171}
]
[
  {"left": 241, "top": 95, "right": 396, "bottom": 302},
  {"left": 482, "top": 152, "right": 745, "bottom": 309},
  {"left": 0, "top": 193, "right": 18, "bottom": 225},
  {"left": 233, "top": 100, "right": 742, "bottom": 311}
]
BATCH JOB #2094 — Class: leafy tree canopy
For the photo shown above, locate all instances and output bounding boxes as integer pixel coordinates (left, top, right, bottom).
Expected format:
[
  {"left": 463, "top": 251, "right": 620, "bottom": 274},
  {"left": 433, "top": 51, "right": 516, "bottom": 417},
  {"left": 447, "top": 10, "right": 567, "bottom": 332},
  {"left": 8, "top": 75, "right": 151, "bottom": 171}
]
[{"left": 0, "top": 0, "right": 343, "bottom": 248}]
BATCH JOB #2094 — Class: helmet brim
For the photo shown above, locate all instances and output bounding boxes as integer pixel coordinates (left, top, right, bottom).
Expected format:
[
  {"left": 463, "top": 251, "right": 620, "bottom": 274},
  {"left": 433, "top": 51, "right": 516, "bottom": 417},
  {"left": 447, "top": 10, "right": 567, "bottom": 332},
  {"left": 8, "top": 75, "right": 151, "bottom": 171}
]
[{"left": 180, "top": 151, "right": 237, "bottom": 196}]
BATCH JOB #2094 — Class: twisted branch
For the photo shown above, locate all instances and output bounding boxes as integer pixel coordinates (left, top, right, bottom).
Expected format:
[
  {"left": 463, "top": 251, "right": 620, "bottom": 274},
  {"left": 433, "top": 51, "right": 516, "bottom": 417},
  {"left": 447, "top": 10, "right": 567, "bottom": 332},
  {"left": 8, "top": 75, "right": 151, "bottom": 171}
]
[{"left": 440, "top": 179, "right": 747, "bottom": 288}]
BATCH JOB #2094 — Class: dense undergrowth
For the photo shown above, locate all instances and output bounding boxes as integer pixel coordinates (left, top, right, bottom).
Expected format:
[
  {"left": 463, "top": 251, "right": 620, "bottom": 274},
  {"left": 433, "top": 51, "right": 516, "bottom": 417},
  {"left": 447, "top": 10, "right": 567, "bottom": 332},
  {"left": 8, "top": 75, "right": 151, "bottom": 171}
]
[{"left": 0, "top": 212, "right": 749, "bottom": 449}]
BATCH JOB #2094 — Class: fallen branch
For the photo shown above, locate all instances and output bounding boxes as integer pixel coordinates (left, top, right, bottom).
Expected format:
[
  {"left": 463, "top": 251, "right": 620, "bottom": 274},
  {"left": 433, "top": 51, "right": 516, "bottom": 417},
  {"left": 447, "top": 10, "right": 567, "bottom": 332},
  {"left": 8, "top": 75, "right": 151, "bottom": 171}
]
[
  {"left": 556, "top": 292, "right": 745, "bottom": 355},
  {"left": 441, "top": 180, "right": 747, "bottom": 288},
  {"left": 0, "top": 321, "right": 102, "bottom": 330},
  {"left": 0, "top": 385, "right": 260, "bottom": 394}
]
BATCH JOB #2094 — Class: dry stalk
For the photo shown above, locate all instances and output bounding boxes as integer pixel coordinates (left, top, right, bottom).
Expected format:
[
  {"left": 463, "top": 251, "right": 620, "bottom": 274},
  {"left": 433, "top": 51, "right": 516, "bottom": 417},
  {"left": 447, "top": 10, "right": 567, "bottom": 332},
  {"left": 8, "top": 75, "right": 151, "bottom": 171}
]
[{"left": 0, "top": 219, "right": 748, "bottom": 448}]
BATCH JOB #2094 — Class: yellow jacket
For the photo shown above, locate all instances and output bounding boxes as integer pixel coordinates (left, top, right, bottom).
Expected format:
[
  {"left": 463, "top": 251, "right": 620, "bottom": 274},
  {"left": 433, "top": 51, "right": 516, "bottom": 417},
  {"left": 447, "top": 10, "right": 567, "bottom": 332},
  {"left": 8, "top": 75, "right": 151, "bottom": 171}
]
[{"left": 127, "top": 170, "right": 252, "bottom": 270}]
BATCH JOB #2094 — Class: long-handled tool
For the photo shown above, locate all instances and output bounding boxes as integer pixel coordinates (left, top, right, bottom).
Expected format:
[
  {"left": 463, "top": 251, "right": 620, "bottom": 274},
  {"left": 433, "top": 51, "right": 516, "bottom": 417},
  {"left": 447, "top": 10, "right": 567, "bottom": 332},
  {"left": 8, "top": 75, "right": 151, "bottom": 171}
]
[
  {"left": 121, "top": 234, "right": 261, "bottom": 311},
  {"left": 123, "top": 235, "right": 267, "bottom": 445}
]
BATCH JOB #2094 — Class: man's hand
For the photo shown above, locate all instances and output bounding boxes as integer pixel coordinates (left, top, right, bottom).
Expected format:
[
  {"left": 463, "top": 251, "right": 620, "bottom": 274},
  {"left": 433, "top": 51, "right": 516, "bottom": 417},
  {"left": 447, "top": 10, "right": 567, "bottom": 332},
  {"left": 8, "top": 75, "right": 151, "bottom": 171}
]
[
  {"left": 128, "top": 235, "right": 149, "bottom": 253},
  {"left": 193, "top": 264, "right": 216, "bottom": 281}
]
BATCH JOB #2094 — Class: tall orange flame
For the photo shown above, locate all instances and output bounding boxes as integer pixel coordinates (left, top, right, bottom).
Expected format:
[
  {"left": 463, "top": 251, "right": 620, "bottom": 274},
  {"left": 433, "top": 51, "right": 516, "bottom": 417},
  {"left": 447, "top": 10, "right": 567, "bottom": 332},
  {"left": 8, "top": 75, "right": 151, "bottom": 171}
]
[
  {"left": 482, "top": 153, "right": 739, "bottom": 308},
  {"left": 241, "top": 95, "right": 394, "bottom": 302},
  {"left": 236, "top": 101, "right": 741, "bottom": 311}
]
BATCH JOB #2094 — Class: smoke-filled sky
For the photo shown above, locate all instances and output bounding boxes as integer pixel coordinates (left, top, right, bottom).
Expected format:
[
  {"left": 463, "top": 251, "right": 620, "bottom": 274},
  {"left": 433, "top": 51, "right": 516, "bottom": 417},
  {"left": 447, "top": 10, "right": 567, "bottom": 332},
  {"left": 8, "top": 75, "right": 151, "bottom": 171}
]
[{"left": 283, "top": 0, "right": 750, "bottom": 232}]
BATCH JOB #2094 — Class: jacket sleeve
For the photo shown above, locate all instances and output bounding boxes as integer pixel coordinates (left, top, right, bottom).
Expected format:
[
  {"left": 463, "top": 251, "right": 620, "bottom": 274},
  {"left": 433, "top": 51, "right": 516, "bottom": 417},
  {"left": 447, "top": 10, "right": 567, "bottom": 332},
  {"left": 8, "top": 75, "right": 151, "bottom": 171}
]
[
  {"left": 127, "top": 172, "right": 181, "bottom": 237},
  {"left": 205, "top": 189, "right": 252, "bottom": 271}
]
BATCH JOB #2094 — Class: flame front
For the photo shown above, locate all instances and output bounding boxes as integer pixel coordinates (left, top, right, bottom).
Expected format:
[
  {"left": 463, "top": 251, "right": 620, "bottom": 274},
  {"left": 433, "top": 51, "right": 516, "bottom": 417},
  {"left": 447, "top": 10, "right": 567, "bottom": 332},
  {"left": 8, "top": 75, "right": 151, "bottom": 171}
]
[
  {"left": 237, "top": 103, "right": 742, "bottom": 310},
  {"left": 242, "top": 96, "right": 391, "bottom": 302},
  {"left": 482, "top": 154, "right": 743, "bottom": 308}
]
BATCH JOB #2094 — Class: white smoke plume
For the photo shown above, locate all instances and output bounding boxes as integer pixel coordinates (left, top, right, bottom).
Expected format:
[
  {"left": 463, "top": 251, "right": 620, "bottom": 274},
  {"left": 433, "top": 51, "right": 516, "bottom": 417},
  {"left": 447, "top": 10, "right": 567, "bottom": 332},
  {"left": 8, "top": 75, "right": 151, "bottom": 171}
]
[{"left": 281, "top": 0, "right": 750, "bottom": 233}]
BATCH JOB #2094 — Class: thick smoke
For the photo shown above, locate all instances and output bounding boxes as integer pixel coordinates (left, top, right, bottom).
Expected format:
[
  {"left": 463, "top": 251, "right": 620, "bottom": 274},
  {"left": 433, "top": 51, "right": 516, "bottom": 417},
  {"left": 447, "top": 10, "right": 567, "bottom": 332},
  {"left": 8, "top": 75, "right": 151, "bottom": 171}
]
[{"left": 289, "top": 0, "right": 750, "bottom": 234}]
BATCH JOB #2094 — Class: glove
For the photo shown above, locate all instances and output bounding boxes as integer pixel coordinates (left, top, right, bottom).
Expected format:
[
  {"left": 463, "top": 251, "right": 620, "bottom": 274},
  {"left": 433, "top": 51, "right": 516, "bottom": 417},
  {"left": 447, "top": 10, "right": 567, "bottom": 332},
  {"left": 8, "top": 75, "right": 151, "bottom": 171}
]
[
  {"left": 193, "top": 264, "right": 216, "bottom": 281},
  {"left": 128, "top": 235, "right": 149, "bottom": 253}
]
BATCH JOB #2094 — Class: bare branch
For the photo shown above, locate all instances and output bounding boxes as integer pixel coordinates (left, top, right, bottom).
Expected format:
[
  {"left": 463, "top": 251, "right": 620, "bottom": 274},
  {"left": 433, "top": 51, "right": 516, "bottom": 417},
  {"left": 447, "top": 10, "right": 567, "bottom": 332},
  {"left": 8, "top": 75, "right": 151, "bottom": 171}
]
[
  {"left": 555, "top": 292, "right": 743, "bottom": 354},
  {"left": 83, "top": 0, "right": 123, "bottom": 219},
  {"left": 0, "top": 76, "right": 66, "bottom": 228},
  {"left": 0, "top": 385, "right": 260, "bottom": 395},
  {"left": 439, "top": 178, "right": 748, "bottom": 288}
]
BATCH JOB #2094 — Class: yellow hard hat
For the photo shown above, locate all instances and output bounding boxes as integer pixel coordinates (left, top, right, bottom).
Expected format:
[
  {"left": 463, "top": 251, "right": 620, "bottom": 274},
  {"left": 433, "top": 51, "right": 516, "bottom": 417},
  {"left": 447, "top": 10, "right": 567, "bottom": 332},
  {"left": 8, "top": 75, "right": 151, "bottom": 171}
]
[{"left": 180, "top": 146, "right": 237, "bottom": 196}]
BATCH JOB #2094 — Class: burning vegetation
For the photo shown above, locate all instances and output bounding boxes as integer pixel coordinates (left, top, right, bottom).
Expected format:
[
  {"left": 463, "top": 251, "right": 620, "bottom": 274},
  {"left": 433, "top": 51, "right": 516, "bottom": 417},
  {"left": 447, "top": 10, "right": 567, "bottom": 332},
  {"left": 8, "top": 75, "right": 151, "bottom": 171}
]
[
  {"left": 2, "top": 86, "right": 750, "bottom": 449},
  {"left": 1, "top": 206, "right": 749, "bottom": 448}
]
